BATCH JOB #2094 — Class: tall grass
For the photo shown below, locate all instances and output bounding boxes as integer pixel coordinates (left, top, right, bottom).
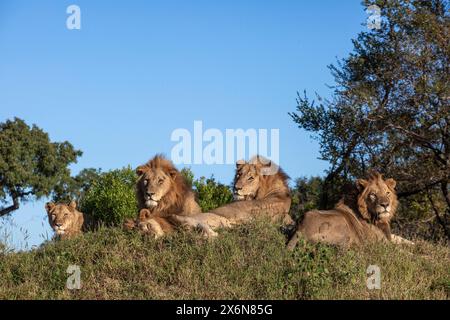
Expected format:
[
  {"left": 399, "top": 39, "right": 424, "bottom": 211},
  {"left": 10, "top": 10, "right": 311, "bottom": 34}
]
[{"left": 0, "top": 219, "right": 448, "bottom": 300}]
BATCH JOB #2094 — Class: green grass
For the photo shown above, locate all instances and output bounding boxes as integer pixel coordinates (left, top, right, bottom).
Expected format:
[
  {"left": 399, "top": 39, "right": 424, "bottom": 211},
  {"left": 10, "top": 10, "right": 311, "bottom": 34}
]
[{"left": 0, "top": 220, "right": 448, "bottom": 300}]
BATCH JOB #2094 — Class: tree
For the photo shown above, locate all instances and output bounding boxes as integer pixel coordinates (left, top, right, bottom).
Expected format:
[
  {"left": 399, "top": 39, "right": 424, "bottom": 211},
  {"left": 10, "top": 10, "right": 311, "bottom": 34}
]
[
  {"left": 0, "top": 118, "right": 82, "bottom": 217},
  {"left": 52, "top": 168, "right": 102, "bottom": 203},
  {"left": 290, "top": 0, "right": 449, "bottom": 239}
]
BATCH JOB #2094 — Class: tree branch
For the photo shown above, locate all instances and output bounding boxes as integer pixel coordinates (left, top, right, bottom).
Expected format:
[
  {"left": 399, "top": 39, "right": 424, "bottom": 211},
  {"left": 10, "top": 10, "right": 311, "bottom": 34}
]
[{"left": 0, "top": 196, "right": 20, "bottom": 217}]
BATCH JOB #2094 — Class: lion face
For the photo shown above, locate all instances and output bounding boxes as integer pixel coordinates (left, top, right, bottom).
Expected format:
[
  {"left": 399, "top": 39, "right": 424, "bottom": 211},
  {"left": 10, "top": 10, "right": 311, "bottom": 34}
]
[
  {"left": 45, "top": 201, "right": 78, "bottom": 236},
  {"left": 233, "top": 162, "right": 261, "bottom": 200},
  {"left": 356, "top": 173, "right": 398, "bottom": 222},
  {"left": 137, "top": 167, "right": 175, "bottom": 209},
  {"left": 233, "top": 157, "right": 275, "bottom": 201}
]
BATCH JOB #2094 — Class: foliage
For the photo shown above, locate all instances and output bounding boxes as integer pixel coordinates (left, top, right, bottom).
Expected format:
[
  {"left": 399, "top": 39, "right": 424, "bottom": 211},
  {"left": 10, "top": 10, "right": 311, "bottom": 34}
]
[
  {"left": 290, "top": 0, "right": 450, "bottom": 240},
  {"left": 0, "top": 220, "right": 447, "bottom": 299},
  {"left": 0, "top": 118, "right": 82, "bottom": 217},
  {"left": 52, "top": 168, "right": 102, "bottom": 203},
  {"left": 79, "top": 167, "right": 138, "bottom": 226},
  {"left": 193, "top": 176, "right": 234, "bottom": 212},
  {"left": 181, "top": 168, "right": 233, "bottom": 212},
  {"left": 290, "top": 176, "right": 324, "bottom": 221}
]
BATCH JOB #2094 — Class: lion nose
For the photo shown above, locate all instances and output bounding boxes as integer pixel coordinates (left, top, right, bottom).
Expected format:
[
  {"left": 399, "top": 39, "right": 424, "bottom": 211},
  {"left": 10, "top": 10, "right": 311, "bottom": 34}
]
[
  {"left": 380, "top": 202, "right": 389, "bottom": 209},
  {"left": 55, "top": 222, "right": 62, "bottom": 227},
  {"left": 146, "top": 192, "right": 155, "bottom": 197},
  {"left": 234, "top": 187, "right": 242, "bottom": 193}
]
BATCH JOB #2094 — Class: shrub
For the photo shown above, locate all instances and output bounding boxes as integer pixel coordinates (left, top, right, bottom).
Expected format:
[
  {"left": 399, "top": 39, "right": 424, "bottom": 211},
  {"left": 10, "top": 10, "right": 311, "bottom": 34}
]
[
  {"left": 180, "top": 168, "right": 234, "bottom": 212},
  {"left": 193, "top": 176, "right": 233, "bottom": 212},
  {"left": 79, "top": 167, "right": 138, "bottom": 226}
]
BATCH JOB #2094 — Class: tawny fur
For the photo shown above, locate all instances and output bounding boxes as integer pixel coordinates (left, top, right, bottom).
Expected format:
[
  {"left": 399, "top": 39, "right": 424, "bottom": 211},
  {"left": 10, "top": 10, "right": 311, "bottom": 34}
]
[
  {"left": 170, "top": 156, "right": 294, "bottom": 238},
  {"left": 287, "top": 172, "right": 413, "bottom": 250},
  {"left": 124, "top": 155, "right": 201, "bottom": 237},
  {"left": 45, "top": 201, "right": 87, "bottom": 240}
]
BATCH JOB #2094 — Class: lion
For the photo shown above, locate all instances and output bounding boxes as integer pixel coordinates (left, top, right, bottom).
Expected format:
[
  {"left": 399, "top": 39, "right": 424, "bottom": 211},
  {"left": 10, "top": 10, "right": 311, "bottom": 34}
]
[
  {"left": 124, "top": 155, "right": 201, "bottom": 236},
  {"left": 45, "top": 201, "right": 86, "bottom": 240},
  {"left": 286, "top": 172, "right": 414, "bottom": 250},
  {"left": 170, "top": 156, "right": 294, "bottom": 237}
]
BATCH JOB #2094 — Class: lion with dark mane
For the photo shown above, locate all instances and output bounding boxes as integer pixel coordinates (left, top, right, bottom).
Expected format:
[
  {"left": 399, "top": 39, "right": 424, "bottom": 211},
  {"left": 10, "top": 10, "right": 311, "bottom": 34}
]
[
  {"left": 287, "top": 172, "right": 413, "bottom": 249},
  {"left": 169, "top": 155, "right": 294, "bottom": 237},
  {"left": 124, "top": 155, "right": 201, "bottom": 237}
]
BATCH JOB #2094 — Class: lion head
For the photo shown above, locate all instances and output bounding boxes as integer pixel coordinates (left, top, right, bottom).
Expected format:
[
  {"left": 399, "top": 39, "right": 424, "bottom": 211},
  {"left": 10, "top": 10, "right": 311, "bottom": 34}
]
[
  {"left": 233, "top": 156, "right": 290, "bottom": 201},
  {"left": 135, "top": 155, "right": 193, "bottom": 215},
  {"left": 355, "top": 172, "right": 398, "bottom": 223},
  {"left": 45, "top": 201, "right": 84, "bottom": 238}
]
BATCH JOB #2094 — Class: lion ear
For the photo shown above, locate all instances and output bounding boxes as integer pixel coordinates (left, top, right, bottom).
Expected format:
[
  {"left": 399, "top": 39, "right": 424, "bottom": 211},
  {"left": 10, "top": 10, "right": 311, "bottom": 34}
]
[
  {"left": 45, "top": 202, "right": 55, "bottom": 213},
  {"left": 139, "top": 209, "right": 151, "bottom": 220},
  {"left": 385, "top": 178, "right": 397, "bottom": 190},
  {"left": 136, "top": 166, "right": 147, "bottom": 176},
  {"left": 236, "top": 159, "right": 246, "bottom": 169},
  {"left": 356, "top": 179, "right": 369, "bottom": 191},
  {"left": 69, "top": 201, "right": 77, "bottom": 210},
  {"left": 168, "top": 168, "right": 178, "bottom": 179}
]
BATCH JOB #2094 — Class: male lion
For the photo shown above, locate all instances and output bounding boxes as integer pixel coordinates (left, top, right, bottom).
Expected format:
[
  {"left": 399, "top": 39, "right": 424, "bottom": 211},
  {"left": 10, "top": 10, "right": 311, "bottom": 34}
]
[
  {"left": 286, "top": 172, "right": 413, "bottom": 250},
  {"left": 45, "top": 201, "right": 86, "bottom": 240},
  {"left": 124, "top": 155, "right": 201, "bottom": 237},
  {"left": 170, "top": 156, "right": 294, "bottom": 237}
]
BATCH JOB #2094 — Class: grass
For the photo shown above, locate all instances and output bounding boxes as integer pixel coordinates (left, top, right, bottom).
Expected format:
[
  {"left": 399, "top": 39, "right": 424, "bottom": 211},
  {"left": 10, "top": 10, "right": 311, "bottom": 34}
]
[{"left": 0, "top": 219, "right": 448, "bottom": 300}]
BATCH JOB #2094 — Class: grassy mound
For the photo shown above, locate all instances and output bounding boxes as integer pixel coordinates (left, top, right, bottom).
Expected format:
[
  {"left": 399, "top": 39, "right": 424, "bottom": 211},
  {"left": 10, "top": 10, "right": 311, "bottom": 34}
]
[{"left": 0, "top": 220, "right": 448, "bottom": 300}]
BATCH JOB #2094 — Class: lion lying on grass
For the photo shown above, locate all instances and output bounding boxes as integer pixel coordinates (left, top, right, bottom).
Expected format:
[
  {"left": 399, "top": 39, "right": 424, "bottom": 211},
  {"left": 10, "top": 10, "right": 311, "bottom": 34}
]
[
  {"left": 124, "top": 155, "right": 201, "bottom": 237},
  {"left": 45, "top": 201, "right": 87, "bottom": 240},
  {"left": 287, "top": 172, "right": 414, "bottom": 249},
  {"left": 169, "top": 156, "right": 294, "bottom": 238}
]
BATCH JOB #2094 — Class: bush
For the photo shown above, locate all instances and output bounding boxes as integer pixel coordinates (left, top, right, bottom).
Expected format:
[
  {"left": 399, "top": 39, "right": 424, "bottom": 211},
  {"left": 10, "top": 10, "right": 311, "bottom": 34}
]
[
  {"left": 79, "top": 167, "right": 138, "bottom": 226},
  {"left": 181, "top": 168, "right": 234, "bottom": 212},
  {"left": 193, "top": 176, "right": 233, "bottom": 212}
]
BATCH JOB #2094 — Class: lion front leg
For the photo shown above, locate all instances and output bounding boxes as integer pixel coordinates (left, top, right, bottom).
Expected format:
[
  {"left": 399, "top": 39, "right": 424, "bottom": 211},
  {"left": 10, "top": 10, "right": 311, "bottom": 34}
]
[
  {"left": 391, "top": 234, "right": 415, "bottom": 245},
  {"left": 169, "top": 215, "right": 219, "bottom": 239}
]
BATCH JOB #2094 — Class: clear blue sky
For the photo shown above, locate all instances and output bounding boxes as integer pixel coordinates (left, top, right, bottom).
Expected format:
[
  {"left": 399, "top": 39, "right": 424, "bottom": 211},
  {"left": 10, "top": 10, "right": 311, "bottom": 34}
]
[{"left": 0, "top": 0, "right": 367, "bottom": 250}]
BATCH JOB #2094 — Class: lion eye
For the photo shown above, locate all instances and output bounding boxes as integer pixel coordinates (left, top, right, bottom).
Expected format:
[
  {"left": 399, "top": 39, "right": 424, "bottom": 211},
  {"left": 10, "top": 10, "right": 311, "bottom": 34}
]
[
  {"left": 248, "top": 176, "right": 254, "bottom": 181},
  {"left": 369, "top": 193, "right": 376, "bottom": 199},
  {"left": 158, "top": 178, "right": 164, "bottom": 184}
]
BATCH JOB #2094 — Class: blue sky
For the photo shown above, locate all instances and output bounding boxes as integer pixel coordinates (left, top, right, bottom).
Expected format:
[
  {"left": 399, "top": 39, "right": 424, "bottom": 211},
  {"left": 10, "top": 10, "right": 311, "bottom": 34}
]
[{"left": 0, "top": 0, "right": 367, "bottom": 250}]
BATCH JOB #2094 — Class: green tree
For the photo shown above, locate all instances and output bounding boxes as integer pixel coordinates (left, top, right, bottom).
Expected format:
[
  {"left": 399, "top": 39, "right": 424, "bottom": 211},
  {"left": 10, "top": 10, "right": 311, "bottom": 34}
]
[
  {"left": 52, "top": 168, "right": 102, "bottom": 203},
  {"left": 290, "top": 0, "right": 449, "bottom": 239},
  {"left": 0, "top": 118, "right": 82, "bottom": 217},
  {"left": 290, "top": 176, "right": 324, "bottom": 221}
]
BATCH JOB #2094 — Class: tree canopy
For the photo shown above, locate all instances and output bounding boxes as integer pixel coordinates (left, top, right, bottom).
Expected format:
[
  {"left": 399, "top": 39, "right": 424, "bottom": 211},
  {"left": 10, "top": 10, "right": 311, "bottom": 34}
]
[
  {"left": 0, "top": 118, "right": 82, "bottom": 217},
  {"left": 290, "top": 0, "right": 449, "bottom": 239}
]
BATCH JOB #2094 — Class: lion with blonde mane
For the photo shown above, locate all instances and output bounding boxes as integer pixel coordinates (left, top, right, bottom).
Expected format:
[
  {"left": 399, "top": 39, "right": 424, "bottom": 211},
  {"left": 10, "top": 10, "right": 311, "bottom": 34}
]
[
  {"left": 169, "top": 155, "right": 294, "bottom": 237},
  {"left": 124, "top": 155, "right": 201, "bottom": 237},
  {"left": 287, "top": 172, "right": 413, "bottom": 249}
]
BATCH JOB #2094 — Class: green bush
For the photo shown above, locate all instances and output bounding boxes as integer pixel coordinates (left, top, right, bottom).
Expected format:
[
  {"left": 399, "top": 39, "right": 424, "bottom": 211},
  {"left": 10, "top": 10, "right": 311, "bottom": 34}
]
[
  {"left": 193, "top": 176, "right": 233, "bottom": 212},
  {"left": 180, "top": 168, "right": 234, "bottom": 212},
  {"left": 79, "top": 167, "right": 138, "bottom": 226}
]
